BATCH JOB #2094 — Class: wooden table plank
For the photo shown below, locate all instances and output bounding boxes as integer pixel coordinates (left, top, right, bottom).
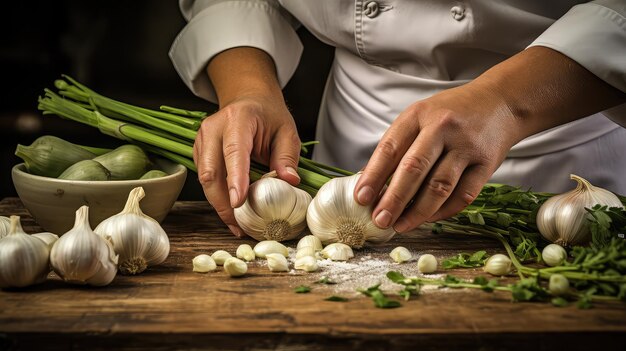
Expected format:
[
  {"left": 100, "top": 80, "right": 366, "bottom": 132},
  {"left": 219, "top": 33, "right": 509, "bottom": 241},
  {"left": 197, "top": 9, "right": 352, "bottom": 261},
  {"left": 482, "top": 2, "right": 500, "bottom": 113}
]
[{"left": 0, "top": 198, "right": 625, "bottom": 350}]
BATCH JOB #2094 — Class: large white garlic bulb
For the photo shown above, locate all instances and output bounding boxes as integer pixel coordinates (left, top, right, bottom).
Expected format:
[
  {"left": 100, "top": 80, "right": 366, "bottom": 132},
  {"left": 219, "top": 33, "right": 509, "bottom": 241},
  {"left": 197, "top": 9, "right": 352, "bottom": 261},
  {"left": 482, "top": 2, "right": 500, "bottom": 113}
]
[
  {"left": 537, "top": 174, "right": 624, "bottom": 246},
  {"left": 51, "top": 206, "right": 118, "bottom": 286},
  {"left": 234, "top": 172, "right": 312, "bottom": 241},
  {"left": 95, "top": 187, "right": 170, "bottom": 275},
  {"left": 0, "top": 216, "right": 51, "bottom": 288},
  {"left": 0, "top": 216, "right": 10, "bottom": 239},
  {"left": 307, "top": 173, "right": 396, "bottom": 248}
]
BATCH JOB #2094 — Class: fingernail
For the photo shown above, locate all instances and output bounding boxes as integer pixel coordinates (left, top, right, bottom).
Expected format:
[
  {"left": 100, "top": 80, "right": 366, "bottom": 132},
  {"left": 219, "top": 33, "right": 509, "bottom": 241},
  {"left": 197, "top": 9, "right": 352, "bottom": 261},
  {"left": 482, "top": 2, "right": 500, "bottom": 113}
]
[
  {"left": 357, "top": 186, "right": 375, "bottom": 204},
  {"left": 393, "top": 218, "right": 410, "bottom": 233},
  {"left": 285, "top": 166, "right": 300, "bottom": 180},
  {"left": 228, "top": 225, "right": 244, "bottom": 237},
  {"left": 374, "top": 209, "right": 393, "bottom": 228},
  {"left": 229, "top": 188, "right": 239, "bottom": 208}
]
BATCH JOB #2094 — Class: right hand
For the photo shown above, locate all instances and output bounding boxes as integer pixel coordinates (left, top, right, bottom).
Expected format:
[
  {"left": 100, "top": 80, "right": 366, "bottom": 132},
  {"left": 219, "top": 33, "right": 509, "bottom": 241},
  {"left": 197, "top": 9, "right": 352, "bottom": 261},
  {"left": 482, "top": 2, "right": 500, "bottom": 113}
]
[{"left": 194, "top": 94, "right": 302, "bottom": 237}]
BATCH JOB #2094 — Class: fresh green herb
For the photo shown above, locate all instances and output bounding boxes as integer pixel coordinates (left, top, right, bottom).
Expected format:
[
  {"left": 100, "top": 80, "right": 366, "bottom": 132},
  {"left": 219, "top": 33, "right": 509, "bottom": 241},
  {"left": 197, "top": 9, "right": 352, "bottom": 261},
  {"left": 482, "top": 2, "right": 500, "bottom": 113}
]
[
  {"left": 294, "top": 285, "right": 311, "bottom": 294},
  {"left": 509, "top": 277, "right": 550, "bottom": 302},
  {"left": 586, "top": 205, "right": 626, "bottom": 250},
  {"left": 316, "top": 276, "right": 338, "bottom": 285},
  {"left": 472, "top": 276, "right": 499, "bottom": 292},
  {"left": 551, "top": 297, "right": 568, "bottom": 307},
  {"left": 325, "top": 296, "right": 349, "bottom": 302},
  {"left": 442, "top": 250, "right": 488, "bottom": 269},
  {"left": 357, "top": 284, "right": 402, "bottom": 309}
]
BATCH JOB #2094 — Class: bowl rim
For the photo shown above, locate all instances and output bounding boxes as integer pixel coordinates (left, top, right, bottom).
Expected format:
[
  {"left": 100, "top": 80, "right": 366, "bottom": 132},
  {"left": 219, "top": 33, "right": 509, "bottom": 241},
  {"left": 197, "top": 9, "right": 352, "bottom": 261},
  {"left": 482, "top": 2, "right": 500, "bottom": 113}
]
[{"left": 12, "top": 160, "right": 187, "bottom": 185}]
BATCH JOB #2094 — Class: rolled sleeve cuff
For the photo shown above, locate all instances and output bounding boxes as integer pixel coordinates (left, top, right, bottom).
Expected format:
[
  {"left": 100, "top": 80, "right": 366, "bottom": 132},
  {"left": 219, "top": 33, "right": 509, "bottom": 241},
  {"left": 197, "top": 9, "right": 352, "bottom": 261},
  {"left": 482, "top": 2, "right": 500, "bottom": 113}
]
[
  {"left": 169, "top": 1, "right": 303, "bottom": 103},
  {"left": 528, "top": 2, "right": 626, "bottom": 93}
]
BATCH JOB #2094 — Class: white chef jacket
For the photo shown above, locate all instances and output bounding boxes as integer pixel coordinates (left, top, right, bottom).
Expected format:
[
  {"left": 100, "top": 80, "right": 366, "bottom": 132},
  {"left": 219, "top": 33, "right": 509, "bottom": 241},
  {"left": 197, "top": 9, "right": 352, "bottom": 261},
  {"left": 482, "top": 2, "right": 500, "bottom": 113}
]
[{"left": 170, "top": 0, "right": 626, "bottom": 194}]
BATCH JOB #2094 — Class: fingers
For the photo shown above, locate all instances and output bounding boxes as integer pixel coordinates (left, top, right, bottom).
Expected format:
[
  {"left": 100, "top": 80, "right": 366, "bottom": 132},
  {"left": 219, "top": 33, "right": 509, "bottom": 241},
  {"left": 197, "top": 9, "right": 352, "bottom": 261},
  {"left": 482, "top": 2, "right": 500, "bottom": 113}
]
[
  {"left": 222, "top": 113, "right": 255, "bottom": 208},
  {"left": 270, "top": 126, "right": 301, "bottom": 186},
  {"left": 194, "top": 124, "right": 245, "bottom": 238}
]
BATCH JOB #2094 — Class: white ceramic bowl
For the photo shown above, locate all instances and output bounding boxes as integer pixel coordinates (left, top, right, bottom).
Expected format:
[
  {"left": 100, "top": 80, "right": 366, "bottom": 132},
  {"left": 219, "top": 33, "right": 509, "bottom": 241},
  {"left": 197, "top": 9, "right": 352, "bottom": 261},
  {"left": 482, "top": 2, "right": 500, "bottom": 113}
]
[{"left": 12, "top": 158, "right": 187, "bottom": 234}]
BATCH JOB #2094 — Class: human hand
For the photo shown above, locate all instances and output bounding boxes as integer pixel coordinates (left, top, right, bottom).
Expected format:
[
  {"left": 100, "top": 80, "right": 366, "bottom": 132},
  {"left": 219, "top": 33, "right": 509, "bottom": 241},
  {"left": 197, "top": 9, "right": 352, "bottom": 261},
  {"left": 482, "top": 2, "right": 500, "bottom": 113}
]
[{"left": 194, "top": 94, "right": 301, "bottom": 237}]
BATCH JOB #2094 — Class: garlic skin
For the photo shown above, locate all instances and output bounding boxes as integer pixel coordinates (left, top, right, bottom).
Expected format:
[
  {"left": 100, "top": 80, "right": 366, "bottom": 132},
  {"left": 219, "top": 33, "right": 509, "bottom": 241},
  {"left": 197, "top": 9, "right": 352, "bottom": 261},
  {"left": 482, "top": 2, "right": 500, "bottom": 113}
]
[
  {"left": 537, "top": 174, "right": 624, "bottom": 246},
  {"left": 296, "top": 246, "right": 317, "bottom": 259},
  {"left": 224, "top": 257, "right": 248, "bottom": 277},
  {"left": 483, "top": 254, "right": 511, "bottom": 276},
  {"left": 95, "top": 187, "right": 170, "bottom": 275},
  {"left": 0, "top": 216, "right": 10, "bottom": 239},
  {"left": 417, "top": 254, "right": 438, "bottom": 273},
  {"left": 192, "top": 254, "right": 216, "bottom": 273},
  {"left": 0, "top": 216, "right": 51, "bottom": 288},
  {"left": 253, "top": 240, "right": 288, "bottom": 258},
  {"left": 294, "top": 256, "right": 318, "bottom": 272},
  {"left": 389, "top": 246, "right": 412, "bottom": 263},
  {"left": 542, "top": 244, "right": 567, "bottom": 267},
  {"left": 296, "top": 235, "right": 323, "bottom": 251},
  {"left": 236, "top": 244, "right": 256, "bottom": 261},
  {"left": 307, "top": 173, "right": 396, "bottom": 248},
  {"left": 51, "top": 206, "right": 118, "bottom": 286},
  {"left": 211, "top": 250, "right": 232, "bottom": 265},
  {"left": 549, "top": 274, "right": 570, "bottom": 296},
  {"left": 321, "top": 243, "right": 354, "bottom": 261},
  {"left": 234, "top": 173, "right": 312, "bottom": 242},
  {"left": 266, "top": 253, "right": 289, "bottom": 272}
]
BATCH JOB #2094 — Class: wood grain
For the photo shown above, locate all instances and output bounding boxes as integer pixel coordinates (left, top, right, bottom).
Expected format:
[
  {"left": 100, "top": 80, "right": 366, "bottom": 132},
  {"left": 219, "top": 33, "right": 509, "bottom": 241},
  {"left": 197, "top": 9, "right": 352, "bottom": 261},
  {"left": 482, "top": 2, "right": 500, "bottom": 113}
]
[{"left": 0, "top": 198, "right": 624, "bottom": 351}]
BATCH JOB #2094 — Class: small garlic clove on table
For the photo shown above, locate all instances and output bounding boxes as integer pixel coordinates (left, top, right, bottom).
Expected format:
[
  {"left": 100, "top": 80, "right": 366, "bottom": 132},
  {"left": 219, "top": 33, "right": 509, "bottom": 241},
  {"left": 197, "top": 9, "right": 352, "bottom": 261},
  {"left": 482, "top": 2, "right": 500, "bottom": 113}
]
[
  {"left": 296, "top": 235, "right": 323, "bottom": 251},
  {"left": 266, "top": 253, "right": 289, "bottom": 272},
  {"left": 224, "top": 257, "right": 248, "bottom": 277},
  {"left": 236, "top": 244, "right": 256, "bottom": 261},
  {"left": 321, "top": 243, "right": 354, "bottom": 261},
  {"left": 211, "top": 250, "right": 232, "bottom": 265},
  {"left": 253, "top": 240, "right": 288, "bottom": 259},
  {"left": 193, "top": 254, "right": 217, "bottom": 273},
  {"left": 389, "top": 246, "right": 412, "bottom": 263},
  {"left": 542, "top": 244, "right": 567, "bottom": 267},
  {"left": 296, "top": 246, "right": 317, "bottom": 259},
  {"left": 483, "top": 254, "right": 511, "bottom": 276},
  {"left": 294, "top": 256, "right": 318, "bottom": 272},
  {"left": 417, "top": 254, "right": 438, "bottom": 273}
]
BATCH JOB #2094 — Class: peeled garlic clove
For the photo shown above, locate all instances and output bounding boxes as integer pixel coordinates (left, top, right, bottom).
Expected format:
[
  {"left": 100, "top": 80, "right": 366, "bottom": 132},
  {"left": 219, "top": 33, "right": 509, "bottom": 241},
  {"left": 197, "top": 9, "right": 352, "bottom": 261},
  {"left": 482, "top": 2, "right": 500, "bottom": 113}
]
[
  {"left": 32, "top": 232, "right": 59, "bottom": 250},
  {"left": 542, "top": 244, "right": 567, "bottom": 267},
  {"left": 307, "top": 173, "right": 396, "bottom": 248},
  {"left": 253, "top": 240, "right": 288, "bottom": 259},
  {"left": 296, "top": 246, "right": 317, "bottom": 259},
  {"left": 193, "top": 254, "right": 217, "bottom": 273},
  {"left": 236, "top": 244, "right": 256, "bottom": 261},
  {"left": 0, "top": 216, "right": 51, "bottom": 288},
  {"left": 224, "top": 257, "right": 248, "bottom": 277},
  {"left": 389, "top": 246, "right": 412, "bottom": 263},
  {"left": 548, "top": 274, "right": 569, "bottom": 296},
  {"left": 483, "top": 254, "right": 511, "bottom": 276},
  {"left": 211, "top": 250, "right": 232, "bottom": 265},
  {"left": 537, "top": 174, "right": 624, "bottom": 246},
  {"left": 294, "top": 256, "right": 318, "bottom": 272},
  {"left": 266, "top": 253, "right": 289, "bottom": 272},
  {"left": 321, "top": 243, "right": 354, "bottom": 261},
  {"left": 94, "top": 187, "right": 170, "bottom": 275},
  {"left": 296, "top": 235, "right": 322, "bottom": 251},
  {"left": 234, "top": 173, "right": 312, "bottom": 242},
  {"left": 0, "top": 216, "right": 11, "bottom": 239},
  {"left": 417, "top": 254, "right": 438, "bottom": 273},
  {"left": 51, "top": 206, "right": 119, "bottom": 286}
]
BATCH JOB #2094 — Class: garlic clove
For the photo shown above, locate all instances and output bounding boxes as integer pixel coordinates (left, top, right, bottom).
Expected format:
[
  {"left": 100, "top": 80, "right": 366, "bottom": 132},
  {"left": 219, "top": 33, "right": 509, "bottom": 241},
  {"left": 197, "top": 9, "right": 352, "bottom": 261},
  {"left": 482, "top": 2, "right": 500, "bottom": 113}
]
[
  {"left": 296, "top": 235, "right": 323, "bottom": 251},
  {"left": 417, "top": 254, "right": 438, "bottom": 273},
  {"left": 294, "top": 256, "right": 318, "bottom": 272},
  {"left": 193, "top": 254, "right": 217, "bottom": 273},
  {"left": 236, "top": 244, "right": 256, "bottom": 261},
  {"left": 389, "top": 246, "right": 412, "bottom": 263},
  {"left": 0, "top": 216, "right": 11, "bottom": 239},
  {"left": 321, "top": 243, "right": 354, "bottom": 261},
  {"left": 296, "top": 246, "right": 317, "bottom": 259},
  {"left": 224, "top": 257, "right": 248, "bottom": 277},
  {"left": 32, "top": 232, "right": 59, "bottom": 250},
  {"left": 542, "top": 244, "right": 567, "bottom": 267},
  {"left": 548, "top": 274, "right": 569, "bottom": 296},
  {"left": 0, "top": 216, "right": 51, "bottom": 288},
  {"left": 253, "top": 240, "right": 288, "bottom": 258},
  {"left": 266, "top": 253, "right": 289, "bottom": 272},
  {"left": 483, "top": 254, "right": 511, "bottom": 276},
  {"left": 211, "top": 250, "right": 232, "bottom": 265}
]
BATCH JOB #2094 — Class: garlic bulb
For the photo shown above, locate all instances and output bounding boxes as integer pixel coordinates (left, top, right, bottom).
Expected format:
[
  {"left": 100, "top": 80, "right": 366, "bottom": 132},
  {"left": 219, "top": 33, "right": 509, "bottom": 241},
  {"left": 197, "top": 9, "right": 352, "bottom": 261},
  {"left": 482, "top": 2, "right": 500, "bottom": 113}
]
[
  {"left": 296, "top": 246, "right": 317, "bottom": 259},
  {"left": 537, "top": 174, "right": 624, "bottom": 246},
  {"left": 542, "top": 244, "right": 567, "bottom": 267},
  {"left": 266, "top": 253, "right": 289, "bottom": 272},
  {"left": 417, "top": 254, "right": 437, "bottom": 273},
  {"left": 548, "top": 274, "right": 569, "bottom": 296},
  {"left": 32, "top": 232, "right": 59, "bottom": 250},
  {"left": 51, "top": 206, "right": 118, "bottom": 286},
  {"left": 297, "top": 235, "right": 322, "bottom": 251},
  {"left": 0, "top": 216, "right": 51, "bottom": 288},
  {"left": 483, "top": 254, "right": 511, "bottom": 276},
  {"left": 192, "top": 254, "right": 216, "bottom": 273},
  {"left": 236, "top": 244, "right": 256, "bottom": 261},
  {"left": 234, "top": 172, "right": 312, "bottom": 241},
  {"left": 224, "top": 257, "right": 248, "bottom": 277},
  {"left": 295, "top": 256, "right": 318, "bottom": 272},
  {"left": 389, "top": 246, "right": 412, "bottom": 263},
  {"left": 94, "top": 187, "right": 170, "bottom": 275},
  {"left": 253, "top": 240, "right": 288, "bottom": 258},
  {"left": 321, "top": 243, "right": 354, "bottom": 261},
  {"left": 211, "top": 250, "right": 232, "bottom": 265},
  {"left": 307, "top": 173, "right": 396, "bottom": 248},
  {"left": 0, "top": 216, "right": 10, "bottom": 239}
]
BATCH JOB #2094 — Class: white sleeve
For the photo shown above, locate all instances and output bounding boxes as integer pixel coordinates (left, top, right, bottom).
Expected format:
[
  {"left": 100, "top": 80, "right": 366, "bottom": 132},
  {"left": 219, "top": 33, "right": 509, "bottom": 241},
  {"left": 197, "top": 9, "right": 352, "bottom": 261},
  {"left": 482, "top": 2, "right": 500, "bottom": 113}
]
[
  {"left": 169, "top": 0, "right": 303, "bottom": 103},
  {"left": 528, "top": 0, "right": 626, "bottom": 127}
]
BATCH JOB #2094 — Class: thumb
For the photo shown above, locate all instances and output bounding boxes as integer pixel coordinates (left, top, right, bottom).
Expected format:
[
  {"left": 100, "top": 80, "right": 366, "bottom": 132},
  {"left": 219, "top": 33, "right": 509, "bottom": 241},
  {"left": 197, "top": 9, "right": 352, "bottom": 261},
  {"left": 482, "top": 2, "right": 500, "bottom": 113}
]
[{"left": 270, "top": 128, "right": 301, "bottom": 186}]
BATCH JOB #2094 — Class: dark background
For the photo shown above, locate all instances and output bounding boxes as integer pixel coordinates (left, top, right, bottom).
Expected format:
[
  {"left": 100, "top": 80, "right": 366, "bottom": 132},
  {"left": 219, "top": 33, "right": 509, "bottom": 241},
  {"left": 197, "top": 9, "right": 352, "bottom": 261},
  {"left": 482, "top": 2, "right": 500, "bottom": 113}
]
[{"left": 0, "top": 0, "right": 334, "bottom": 200}]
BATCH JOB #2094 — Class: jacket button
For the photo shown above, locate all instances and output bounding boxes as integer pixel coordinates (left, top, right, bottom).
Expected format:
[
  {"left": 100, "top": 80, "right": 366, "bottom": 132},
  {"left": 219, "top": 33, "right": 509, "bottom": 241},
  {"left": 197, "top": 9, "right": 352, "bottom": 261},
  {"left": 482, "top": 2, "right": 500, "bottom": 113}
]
[
  {"left": 451, "top": 6, "right": 465, "bottom": 21},
  {"left": 364, "top": 1, "right": 380, "bottom": 18}
]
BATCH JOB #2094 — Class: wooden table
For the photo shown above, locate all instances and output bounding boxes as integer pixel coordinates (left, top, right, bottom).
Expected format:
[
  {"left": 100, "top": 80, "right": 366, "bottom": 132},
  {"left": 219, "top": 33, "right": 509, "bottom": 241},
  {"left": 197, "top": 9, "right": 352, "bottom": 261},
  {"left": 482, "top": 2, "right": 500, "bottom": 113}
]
[{"left": 1, "top": 198, "right": 624, "bottom": 350}]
